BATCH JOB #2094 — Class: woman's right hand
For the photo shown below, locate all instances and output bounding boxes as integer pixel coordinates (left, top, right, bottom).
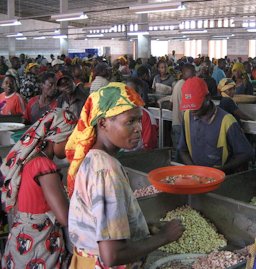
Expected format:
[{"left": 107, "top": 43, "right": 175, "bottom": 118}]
[{"left": 159, "top": 219, "right": 185, "bottom": 242}]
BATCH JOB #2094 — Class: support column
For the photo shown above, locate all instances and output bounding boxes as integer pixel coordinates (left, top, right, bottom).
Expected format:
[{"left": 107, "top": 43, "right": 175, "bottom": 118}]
[
  {"left": 136, "top": 3, "right": 151, "bottom": 61},
  {"left": 138, "top": 34, "right": 151, "bottom": 59},
  {"left": 8, "top": 0, "right": 16, "bottom": 57},
  {"left": 59, "top": 0, "right": 68, "bottom": 56}
]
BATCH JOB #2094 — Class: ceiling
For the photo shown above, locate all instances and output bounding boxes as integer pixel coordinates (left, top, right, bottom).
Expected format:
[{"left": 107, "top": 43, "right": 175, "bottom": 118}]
[{"left": 0, "top": 0, "right": 256, "bottom": 39}]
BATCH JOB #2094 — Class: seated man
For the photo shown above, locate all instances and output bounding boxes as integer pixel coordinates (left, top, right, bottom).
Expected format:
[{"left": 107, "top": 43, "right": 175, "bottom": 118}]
[
  {"left": 178, "top": 77, "right": 253, "bottom": 174},
  {"left": 56, "top": 71, "right": 88, "bottom": 119}
]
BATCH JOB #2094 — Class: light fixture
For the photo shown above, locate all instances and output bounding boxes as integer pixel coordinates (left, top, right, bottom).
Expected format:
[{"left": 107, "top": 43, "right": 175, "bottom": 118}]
[
  {"left": 129, "top": 2, "right": 185, "bottom": 14},
  {"left": 212, "top": 34, "right": 235, "bottom": 38},
  {"left": 6, "top": 32, "right": 23, "bottom": 37},
  {"left": 247, "top": 29, "right": 256, "bottom": 32},
  {"left": 0, "top": 19, "right": 21, "bottom": 26},
  {"left": 16, "top": 37, "right": 27, "bottom": 40},
  {"left": 52, "top": 34, "right": 67, "bottom": 39},
  {"left": 86, "top": 34, "right": 104, "bottom": 37},
  {"left": 127, "top": 31, "right": 149, "bottom": 36},
  {"left": 33, "top": 36, "right": 46, "bottom": 40},
  {"left": 51, "top": 12, "right": 88, "bottom": 22},
  {"left": 181, "top": 30, "right": 208, "bottom": 34}
]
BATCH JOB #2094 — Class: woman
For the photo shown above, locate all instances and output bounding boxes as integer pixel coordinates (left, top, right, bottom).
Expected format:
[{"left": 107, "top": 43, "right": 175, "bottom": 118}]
[
  {"left": 24, "top": 72, "right": 58, "bottom": 124},
  {"left": 1, "top": 108, "right": 77, "bottom": 269},
  {"left": 20, "top": 62, "right": 40, "bottom": 102},
  {"left": 126, "top": 78, "right": 158, "bottom": 150},
  {"left": 66, "top": 82, "right": 184, "bottom": 269},
  {"left": 152, "top": 60, "right": 175, "bottom": 95},
  {"left": 0, "top": 75, "right": 26, "bottom": 116},
  {"left": 232, "top": 63, "right": 254, "bottom": 95},
  {"left": 218, "top": 78, "right": 252, "bottom": 122}
]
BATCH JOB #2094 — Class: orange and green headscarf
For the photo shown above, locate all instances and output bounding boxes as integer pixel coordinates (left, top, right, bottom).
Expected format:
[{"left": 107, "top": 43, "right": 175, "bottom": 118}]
[{"left": 65, "top": 82, "right": 144, "bottom": 196}]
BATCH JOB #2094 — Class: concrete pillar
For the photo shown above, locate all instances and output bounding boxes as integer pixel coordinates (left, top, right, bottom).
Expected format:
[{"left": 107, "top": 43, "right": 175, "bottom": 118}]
[
  {"left": 138, "top": 34, "right": 151, "bottom": 59},
  {"left": 201, "top": 40, "right": 209, "bottom": 56},
  {"left": 59, "top": 0, "right": 68, "bottom": 56},
  {"left": 8, "top": 0, "right": 16, "bottom": 57},
  {"left": 136, "top": 4, "right": 151, "bottom": 61}
]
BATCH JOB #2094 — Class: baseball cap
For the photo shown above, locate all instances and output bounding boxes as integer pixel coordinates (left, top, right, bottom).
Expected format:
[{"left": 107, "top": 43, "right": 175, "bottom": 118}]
[{"left": 180, "top": 77, "right": 209, "bottom": 111}]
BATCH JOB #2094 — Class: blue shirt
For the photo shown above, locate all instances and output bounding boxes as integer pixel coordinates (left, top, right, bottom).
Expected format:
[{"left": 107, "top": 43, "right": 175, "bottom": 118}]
[
  {"left": 212, "top": 67, "right": 226, "bottom": 85},
  {"left": 178, "top": 107, "right": 253, "bottom": 168}
]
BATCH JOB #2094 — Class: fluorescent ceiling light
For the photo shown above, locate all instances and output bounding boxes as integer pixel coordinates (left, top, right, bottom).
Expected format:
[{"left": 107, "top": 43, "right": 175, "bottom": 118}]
[
  {"left": 33, "top": 36, "right": 46, "bottom": 40},
  {"left": 86, "top": 34, "right": 104, "bottom": 37},
  {"left": 0, "top": 19, "right": 21, "bottom": 26},
  {"left": 212, "top": 34, "right": 235, "bottom": 38},
  {"left": 16, "top": 37, "right": 27, "bottom": 40},
  {"left": 181, "top": 30, "right": 208, "bottom": 34},
  {"left": 247, "top": 28, "right": 256, "bottom": 32},
  {"left": 52, "top": 34, "right": 67, "bottom": 39},
  {"left": 6, "top": 32, "right": 23, "bottom": 37},
  {"left": 129, "top": 2, "right": 185, "bottom": 14},
  {"left": 127, "top": 31, "right": 149, "bottom": 36},
  {"left": 51, "top": 12, "right": 88, "bottom": 22}
]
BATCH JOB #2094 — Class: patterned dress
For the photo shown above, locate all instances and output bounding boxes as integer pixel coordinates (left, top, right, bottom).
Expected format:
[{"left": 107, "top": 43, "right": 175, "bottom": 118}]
[{"left": 2, "top": 156, "right": 66, "bottom": 269}]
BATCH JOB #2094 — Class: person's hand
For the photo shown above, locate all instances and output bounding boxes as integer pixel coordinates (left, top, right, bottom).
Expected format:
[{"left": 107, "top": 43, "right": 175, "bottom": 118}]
[{"left": 159, "top": 219, "right": 184, "bottom": 242}]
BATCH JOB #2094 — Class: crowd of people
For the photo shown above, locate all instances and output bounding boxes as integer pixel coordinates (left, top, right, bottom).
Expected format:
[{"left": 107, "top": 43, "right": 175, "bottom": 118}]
[{"left": 0, "top": 51, "right": 256, "bottom": 268}]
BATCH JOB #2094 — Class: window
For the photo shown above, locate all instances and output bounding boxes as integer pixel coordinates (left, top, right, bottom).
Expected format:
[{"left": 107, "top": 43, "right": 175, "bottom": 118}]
[
  {"left": 151, "top": 40, "right": 168, "bottom": 56},
  {"left": 249, "top": 40, "right": 256, "bottom": 58},
  {"left": 184, "top": 40, "right": 202, "bottom": 58},
  {"left": 208, "top": 40, "right": 227, "bottom": 59}
]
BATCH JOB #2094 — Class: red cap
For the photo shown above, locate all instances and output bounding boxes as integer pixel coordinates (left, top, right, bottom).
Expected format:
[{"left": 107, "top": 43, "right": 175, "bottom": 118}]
[{"left": 180, "top": 77, "right": 209, "bottom": 111}]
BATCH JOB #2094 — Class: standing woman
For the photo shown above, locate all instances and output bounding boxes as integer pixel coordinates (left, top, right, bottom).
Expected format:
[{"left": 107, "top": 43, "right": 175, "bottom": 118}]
[
  {"left": 0, "top": 75, "right": 26, "bottom": 116},
  {"left": 1, "top": 108, "right": 77, "bottom": 269},
  {"left": 20, "top": 63, "right": 41, "bottom": 102},
  {"left": 152, "top": 60, "right": 175, "bottom": 95},
  {"left": 66, "top": 82, "right": 184, "bottom": 269}
]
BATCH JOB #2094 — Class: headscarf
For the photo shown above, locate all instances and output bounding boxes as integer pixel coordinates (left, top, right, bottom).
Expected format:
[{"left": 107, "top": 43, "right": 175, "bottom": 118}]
[
  {"left": 218, "top": 78, "right": 236, "bottom": 97},
  {"left": 117, "top": 56, "right": 127, "bottom": 64},
  {"left": 231, "top": 62, "right": 245, "bottom": 73},
  {"left": 65, "top": 82, "right": 144, "bottom": 196},
  {"left": 1, "top": 108, "right": 77, "bottom": 212},
  {"left": 25, "top": 63, "right": 39, "bottom": 74}
]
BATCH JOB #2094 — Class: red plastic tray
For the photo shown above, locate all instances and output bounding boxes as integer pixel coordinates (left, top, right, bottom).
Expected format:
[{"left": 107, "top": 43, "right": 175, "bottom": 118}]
[{"left": 148, "top": 165, "right": 225, "bottom": 194}]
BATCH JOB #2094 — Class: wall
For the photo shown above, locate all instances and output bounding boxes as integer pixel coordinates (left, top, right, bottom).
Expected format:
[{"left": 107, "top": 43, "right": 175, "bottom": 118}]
[
  {"left": 227, "top": 39, "right": 249, "bottom": 61},
  {"left": 68, "top": 39, "right": 133, "bottom": 60},
  {"left": 168, "top": 40, "right": 185, "bottom": 59}
]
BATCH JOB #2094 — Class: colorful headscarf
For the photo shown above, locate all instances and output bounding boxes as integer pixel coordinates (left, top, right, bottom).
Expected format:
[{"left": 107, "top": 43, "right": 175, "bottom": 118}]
[
  {"left": 65, "top": 82, "right": 144, "bottom": 196},
  {"left": 25, "top": 63, "right": 39, "bottom": 74},
  {"left": 1, "top": 108, "right": 77, "bottom": 212},
  {"left": 218, "top": 78, "right": 236, "bottom": 97},
  {"left": 232, "top": 62, "right": 245, "bottom": 73}
]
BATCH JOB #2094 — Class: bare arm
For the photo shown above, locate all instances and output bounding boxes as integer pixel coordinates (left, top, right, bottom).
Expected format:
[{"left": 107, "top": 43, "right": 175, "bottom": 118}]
[
  {"left": 98, "top": 220, "right": 184, "bottom": 267},
  {"left": 221, "top": 153, "right": 251, "bottom": 174},
  {"left": 39, "top": 173, "right": 69, "bottom": 226}
]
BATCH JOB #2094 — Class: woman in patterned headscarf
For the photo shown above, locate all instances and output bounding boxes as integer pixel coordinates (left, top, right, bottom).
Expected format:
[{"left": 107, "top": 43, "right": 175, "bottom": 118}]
[
  {"left": 1, "top": 108, "right": 77, "bottom": 269},
  {"left": 232, "top": 62, "right": 254, "bottom": 95},
  {"left": 218, "top": 78, "right": 252, "bottom": 122},
  {"left": 66, "top": 82, "right": 184, "bottom": 269}
]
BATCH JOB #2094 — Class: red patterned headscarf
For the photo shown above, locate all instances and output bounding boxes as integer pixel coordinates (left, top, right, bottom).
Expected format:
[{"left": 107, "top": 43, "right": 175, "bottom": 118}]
[{"left": 1, "top": 108, "right": 77, "bottom": 212}]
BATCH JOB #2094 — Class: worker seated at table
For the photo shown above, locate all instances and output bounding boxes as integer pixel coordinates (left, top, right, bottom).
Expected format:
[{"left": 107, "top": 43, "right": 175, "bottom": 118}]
[
  {"left": 218, "top": 78, "right": 253, "bottom": 123},
  {"left": 178, "top": 77, "right": 253, "bottom": 174}
]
